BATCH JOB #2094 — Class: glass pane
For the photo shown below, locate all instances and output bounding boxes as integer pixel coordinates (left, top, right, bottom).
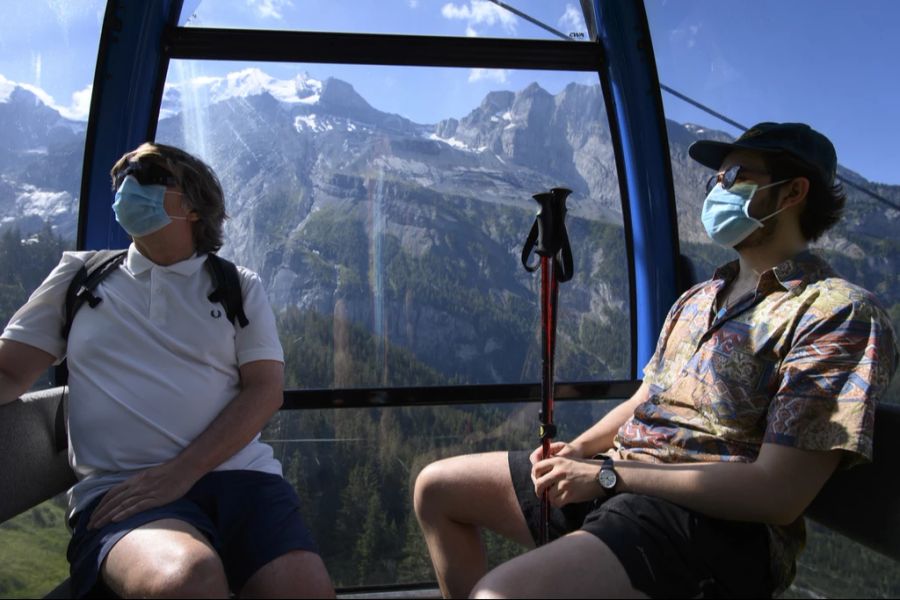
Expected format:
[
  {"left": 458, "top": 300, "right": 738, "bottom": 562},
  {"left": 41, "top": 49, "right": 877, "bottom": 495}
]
[
  {"left": 264, "top": 398, "right": 617, "bottom": 587},
  {"left": 180, "top": 0, "right": 593, "bottom": 42},
  {"left": 157, "top": 61, "right": 629, "bottom": 388},
  {"left": 0, "top": 3, "right": 104, "bottom": 597},
  {"left": 0, "top": 1, "right": 96, "bottom": 328},
  {"left": 646, "top": 1, "right": 900, "bottom": 597}
]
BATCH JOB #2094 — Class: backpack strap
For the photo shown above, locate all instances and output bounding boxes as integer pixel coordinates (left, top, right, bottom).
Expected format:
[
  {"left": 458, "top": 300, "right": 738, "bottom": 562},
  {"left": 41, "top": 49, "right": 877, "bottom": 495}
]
[
  {"left": 55, "top": 249, "right": 127, "bottom": 386},
  {"left": 61, "top": 250, "right": 128, "bottom": 340},
  {"left": 204, "top": 254, "right": 249, "bottom": 328}
]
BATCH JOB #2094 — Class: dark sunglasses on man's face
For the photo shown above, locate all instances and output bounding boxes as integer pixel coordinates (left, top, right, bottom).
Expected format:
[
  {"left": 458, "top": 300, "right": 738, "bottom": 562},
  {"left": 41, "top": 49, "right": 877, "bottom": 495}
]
[
  {"left": 704, "top": 164, "right": 769, "bottom": 194},
  {"left": 113, "top": 161, "right": 179, "bottom": 190}
]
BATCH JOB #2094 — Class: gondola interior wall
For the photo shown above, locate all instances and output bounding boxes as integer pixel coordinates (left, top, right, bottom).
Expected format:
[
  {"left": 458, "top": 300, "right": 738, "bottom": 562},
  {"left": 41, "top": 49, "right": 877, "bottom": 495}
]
[{"left": 0, "top": 0, "right": 898, "bottom": 597}]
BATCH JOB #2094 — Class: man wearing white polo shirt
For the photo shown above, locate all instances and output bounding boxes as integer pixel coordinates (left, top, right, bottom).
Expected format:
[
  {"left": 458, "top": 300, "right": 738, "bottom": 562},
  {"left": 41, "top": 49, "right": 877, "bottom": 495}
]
[{"left": 0, "top": 143, "right": 334, "bottom": 598}]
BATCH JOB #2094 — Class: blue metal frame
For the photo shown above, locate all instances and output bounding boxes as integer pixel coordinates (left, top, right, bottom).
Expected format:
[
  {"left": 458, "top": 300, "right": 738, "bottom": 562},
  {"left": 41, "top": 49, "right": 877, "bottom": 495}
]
[
  {"left": 593, "top": 0, "right": 680, "bottom": 375},
  {"left": 78, "top": 0, "right": 183, "bottom": 251}
]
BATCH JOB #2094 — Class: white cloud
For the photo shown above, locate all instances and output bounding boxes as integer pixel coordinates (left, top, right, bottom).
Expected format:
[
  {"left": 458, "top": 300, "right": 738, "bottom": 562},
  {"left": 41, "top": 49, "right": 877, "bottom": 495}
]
[
  {"left": 0, "top": 74, "right": 16, "bottom": 101},
  {"left": 247, "top": 0, "right": 292, "bottom": 20},
  {"left": 0, "top": 74, "right": 92, "bottom": 121},
  {"left": 442, "top": 1, "right": 517, "bottom": 35},
  {"left": 60, "top": 84, "right": 93, "bottom": 121},
  {"left": 558, "top": 4, "right": 586, "bottom": 36},
  {"left": 468, "top": 68, "right": 509, "bottom": 84}
]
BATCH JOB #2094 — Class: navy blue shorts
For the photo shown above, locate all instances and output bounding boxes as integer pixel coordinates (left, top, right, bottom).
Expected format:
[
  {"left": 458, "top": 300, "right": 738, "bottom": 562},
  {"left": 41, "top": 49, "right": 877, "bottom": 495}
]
[
  {"left": 508, "top": 451, "right": 775, "bottom": 598},
  {"left": 67, "top": 470, "right": 317, "bottom": 598}
]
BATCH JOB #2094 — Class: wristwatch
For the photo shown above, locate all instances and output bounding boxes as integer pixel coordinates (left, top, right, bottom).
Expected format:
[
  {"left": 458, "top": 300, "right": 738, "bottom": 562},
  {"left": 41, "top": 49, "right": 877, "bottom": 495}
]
[{"left": 596, "top": 455, "right": 618, "bottom": 495}]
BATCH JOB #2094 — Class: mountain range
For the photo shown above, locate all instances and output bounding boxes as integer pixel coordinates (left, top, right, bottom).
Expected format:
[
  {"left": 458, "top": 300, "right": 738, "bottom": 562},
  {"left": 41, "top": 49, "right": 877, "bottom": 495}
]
[{"left": 1, "top": 68, "right": 897, "bottom": 385}]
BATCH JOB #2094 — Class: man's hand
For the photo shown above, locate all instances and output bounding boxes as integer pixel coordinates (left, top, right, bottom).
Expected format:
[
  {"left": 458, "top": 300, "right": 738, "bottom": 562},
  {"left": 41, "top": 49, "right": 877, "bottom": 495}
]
[
  {"left": 531, "top": 456, "right": 603, "bottom": 507},
  {"left": 528, "top": 440, "right": 581, "bottom": 465},
  {"left": 88, "top": 462, "right": 199, "bottom": 529}
]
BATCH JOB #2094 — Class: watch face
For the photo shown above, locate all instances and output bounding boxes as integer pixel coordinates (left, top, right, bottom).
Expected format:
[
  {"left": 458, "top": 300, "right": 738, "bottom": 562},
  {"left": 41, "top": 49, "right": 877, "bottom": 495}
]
[{"left": 599, "top": 469, "right": 617, "bottom": 490}]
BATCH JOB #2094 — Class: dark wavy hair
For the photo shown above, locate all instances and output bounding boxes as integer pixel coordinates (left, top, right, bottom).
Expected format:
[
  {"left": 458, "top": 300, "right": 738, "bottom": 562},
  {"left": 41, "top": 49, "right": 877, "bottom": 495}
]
[
  {"left": 110, "top": 143, "right": 227, "bottom": 253},
  {"left": 764, "top": 153, "right": 846, "bottom": 242}
]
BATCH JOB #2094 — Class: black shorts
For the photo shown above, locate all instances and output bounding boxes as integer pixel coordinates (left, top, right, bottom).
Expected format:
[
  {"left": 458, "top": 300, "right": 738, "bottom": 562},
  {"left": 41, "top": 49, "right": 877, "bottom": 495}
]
[
  {"left": 67, "top": 470, "right": 317, "bottom": 598},
  {"left": 508, "top": 451, "right": 775, "bottom": 598}
]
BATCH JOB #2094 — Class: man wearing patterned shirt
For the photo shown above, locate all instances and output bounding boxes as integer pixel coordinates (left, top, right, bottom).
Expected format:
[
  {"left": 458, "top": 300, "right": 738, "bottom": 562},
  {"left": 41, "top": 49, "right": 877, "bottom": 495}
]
[{"left": 413, "top": 122, "right": 898, "bottom": 598}]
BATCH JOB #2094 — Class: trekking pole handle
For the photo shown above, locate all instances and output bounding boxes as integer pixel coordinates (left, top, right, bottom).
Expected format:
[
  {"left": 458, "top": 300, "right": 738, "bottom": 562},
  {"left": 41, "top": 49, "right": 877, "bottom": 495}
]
[{"left": 533, "top": 187, "right": 572, "bottom": 257}]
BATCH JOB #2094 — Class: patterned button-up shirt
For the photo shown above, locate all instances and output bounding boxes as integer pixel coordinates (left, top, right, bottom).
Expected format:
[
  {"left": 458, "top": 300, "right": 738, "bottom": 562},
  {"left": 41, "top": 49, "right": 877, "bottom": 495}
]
[{"left": 614, "top": 251, "right": 898, "bottom": 592}]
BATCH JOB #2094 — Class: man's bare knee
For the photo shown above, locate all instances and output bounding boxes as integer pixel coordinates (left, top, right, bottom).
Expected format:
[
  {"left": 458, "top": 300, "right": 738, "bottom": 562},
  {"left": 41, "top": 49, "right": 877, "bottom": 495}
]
[
  {"left": 103, "top": 520, "right": 229, "bottom": 598},
  {"left": 415, "top": 452, "right": 530, "bottom": 543},
  {"left": 144, "top": 549, "right": 228, "bottom": 598},
  {"left": 415, "top": 454, "right": 502, "bottom": 522},
  {"left": 112, "top": 548, "right": 228, "bottom": 598},
  {"left": 414, "top": 459, "right": 455, "bottom": 522}
]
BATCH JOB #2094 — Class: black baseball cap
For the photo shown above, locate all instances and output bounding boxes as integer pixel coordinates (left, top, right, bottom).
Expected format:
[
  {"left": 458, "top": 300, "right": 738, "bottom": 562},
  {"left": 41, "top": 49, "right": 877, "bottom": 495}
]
[{"left": 689, "top": 122, "right": 837, "bottom": 186}]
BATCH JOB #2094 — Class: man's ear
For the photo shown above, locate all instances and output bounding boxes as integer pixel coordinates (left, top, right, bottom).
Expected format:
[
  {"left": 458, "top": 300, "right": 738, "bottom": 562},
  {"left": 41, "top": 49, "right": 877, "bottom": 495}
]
[{"left": 780, "top": 177, "right": 810, "bottom": 210}]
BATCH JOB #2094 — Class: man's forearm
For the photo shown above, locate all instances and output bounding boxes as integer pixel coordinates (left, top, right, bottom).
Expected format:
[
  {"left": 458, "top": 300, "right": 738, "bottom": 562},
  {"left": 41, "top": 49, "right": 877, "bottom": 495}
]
[
  {"left": 86, "top": 361, "right": 285, "bottom": 529},
  {"left": 614, "top": 445, "right": 842, "bottom": 525},
  {"left": 167, "top": 361, "right": 284, "bottom": 481},
  {"left": 568, "top": 383, "right": 649, "bottom": 457},
  {"left": 615, "top": 460, "right": 790, "bottom": 523},
  {"left": 0, "top": 339, "right": 56, "bottom": 406},
  {"left": 0, "top": 371, "right": 27, "bottom": 406},
  {"left": 167, "top": 360, "right": 284, "bottom": 479}
]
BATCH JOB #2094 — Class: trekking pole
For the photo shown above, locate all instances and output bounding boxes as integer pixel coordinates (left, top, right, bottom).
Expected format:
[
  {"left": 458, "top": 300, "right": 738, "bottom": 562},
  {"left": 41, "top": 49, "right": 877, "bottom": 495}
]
[{"left": 521, "top": 187, "right": 574, "bottom": 546}]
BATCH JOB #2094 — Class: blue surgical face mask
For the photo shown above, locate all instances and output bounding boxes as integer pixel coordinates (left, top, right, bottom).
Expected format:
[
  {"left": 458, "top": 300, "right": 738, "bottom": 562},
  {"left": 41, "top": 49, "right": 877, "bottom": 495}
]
[
  {"left": 701, "top": 179, "right": 791, "bottom": 247},
  {"left": 112, "top": 175, "right": 187, "bottom": 237}
]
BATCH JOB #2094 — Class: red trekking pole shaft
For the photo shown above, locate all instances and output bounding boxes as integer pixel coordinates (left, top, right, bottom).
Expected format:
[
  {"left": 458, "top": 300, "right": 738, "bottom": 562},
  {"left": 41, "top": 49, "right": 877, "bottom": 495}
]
[
  {"left": 539, "top": 255, "right": 560, "bottom": 546},
  {"left": 520, "top": 187, "right": 573, "bottom": 546}
]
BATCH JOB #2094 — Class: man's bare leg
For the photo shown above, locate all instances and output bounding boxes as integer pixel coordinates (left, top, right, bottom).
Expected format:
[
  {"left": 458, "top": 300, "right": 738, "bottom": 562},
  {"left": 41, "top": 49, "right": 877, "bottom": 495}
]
[
  {"left": 470, "top": 531, "right": 648, "bottom": 599},
  {"left": 414, "top": 452, "right": 534, "bottom": 598},
  {"left": 239, "top": 549, "right": 335, "bottom": 599},
  {"left": 101, "top": 518, "right": 229, "bottom": 598}
]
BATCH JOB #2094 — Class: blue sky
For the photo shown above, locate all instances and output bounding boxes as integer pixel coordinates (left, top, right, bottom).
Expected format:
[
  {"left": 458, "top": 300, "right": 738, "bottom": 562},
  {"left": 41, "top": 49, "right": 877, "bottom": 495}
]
[{"left": 0, "top": 0, "right": 897, "bottom": 184}]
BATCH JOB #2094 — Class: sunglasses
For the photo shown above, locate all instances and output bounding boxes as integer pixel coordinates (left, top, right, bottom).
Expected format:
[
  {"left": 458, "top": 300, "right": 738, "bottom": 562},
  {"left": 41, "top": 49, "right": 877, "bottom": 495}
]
[
  {"left": 704, "top": 165, "right": 770, "bottom": 194},
  {"left": 113, "top": 161, "right": 179, "bottom": 190}
]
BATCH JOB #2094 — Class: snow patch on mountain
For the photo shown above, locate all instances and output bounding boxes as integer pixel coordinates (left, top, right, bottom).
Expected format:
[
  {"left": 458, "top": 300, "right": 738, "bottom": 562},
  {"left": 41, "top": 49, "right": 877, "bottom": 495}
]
[
  {"left": 427, "top": 132, "right": 488, "bottom": 153},
  {"left": 16, "top": 185, "right": 74, "bottom": 217},
  {"left": 429, "top": 133, "right": 471, "bottom": 151},
  {"left": 162, "top": 68, "right": 323, "bottom": 117}
]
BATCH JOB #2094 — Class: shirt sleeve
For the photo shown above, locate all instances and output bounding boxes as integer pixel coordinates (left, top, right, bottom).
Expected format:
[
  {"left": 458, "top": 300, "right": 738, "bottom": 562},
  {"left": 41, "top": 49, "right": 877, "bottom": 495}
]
[
  {"left": 234, "top": 267, "right": 285, "bottom": 367},
  {"left": 765, "top": 297, "right": 898, "bottom": 467},
  {"left": 1, "top": 251, "right": 92, "bottom": 362}
]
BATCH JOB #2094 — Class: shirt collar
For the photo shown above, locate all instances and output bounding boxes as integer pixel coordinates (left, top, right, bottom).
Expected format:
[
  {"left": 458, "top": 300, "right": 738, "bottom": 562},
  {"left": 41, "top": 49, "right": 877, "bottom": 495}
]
[
  {"left": 712, "top": 250, "right": 836, "bottom": 295},
  {"left": 126, "top": 243, "right": 206, "bottom": 277},
  {"left": 771, "top": 250, "right": 836, "bottom": 293}
]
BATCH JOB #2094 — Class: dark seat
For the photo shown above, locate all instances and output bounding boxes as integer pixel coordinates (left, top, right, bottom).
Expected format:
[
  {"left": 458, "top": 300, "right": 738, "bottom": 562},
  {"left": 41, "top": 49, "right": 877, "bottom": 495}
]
[
  {"left": 0, "top": 386, "right": 75, "bottom": 523},
  {"left": 0, "top": 386, "right": 75, "bottom": 599},
  {"left": 805, "top": 402, "right": 900, "bottom": 561}
]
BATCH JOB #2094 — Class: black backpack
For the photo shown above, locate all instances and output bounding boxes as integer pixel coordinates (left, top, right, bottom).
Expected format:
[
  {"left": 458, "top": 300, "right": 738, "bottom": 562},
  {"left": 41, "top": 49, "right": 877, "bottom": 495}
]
[{"left": 54, "top": 249, "right": 249, "bottom": 385}]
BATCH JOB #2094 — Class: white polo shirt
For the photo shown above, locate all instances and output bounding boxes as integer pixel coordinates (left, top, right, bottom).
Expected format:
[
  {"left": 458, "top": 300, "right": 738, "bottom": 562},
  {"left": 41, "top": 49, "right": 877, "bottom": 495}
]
[{"left": 2, "top": 244, "right": 284, "bottom": 517}]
